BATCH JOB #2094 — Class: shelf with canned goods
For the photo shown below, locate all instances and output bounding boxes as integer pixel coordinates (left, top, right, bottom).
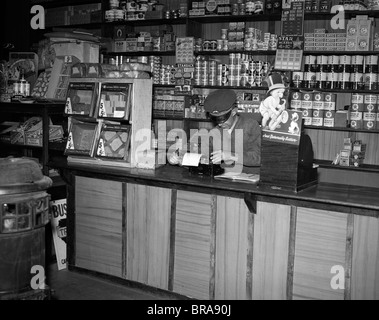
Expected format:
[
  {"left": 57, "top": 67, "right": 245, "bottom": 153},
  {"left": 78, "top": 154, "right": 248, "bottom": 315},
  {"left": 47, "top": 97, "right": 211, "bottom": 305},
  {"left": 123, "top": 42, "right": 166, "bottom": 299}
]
[
  {"left": 188, "top": 13, "right": 282, "bottom": 23},
  {"left": 105, "top": 50, "right": 176, "bottom": 56},
  {"left": 303, "top": 51, "right": 379, "bottom": 56},
  {"left": 304, "top": 10, "right": 379, "bottom": 20},
  {"left": 290, "top": 87, "right": 379, "bottom": 94},
  {"left": 194, "top": 50, "right": 276, "bottom": 56},
  {"left": 193, "top": 85, "right": 269, "bottom": 90},
  {"left": 104, "top": 17, "right": 187, "bottom": 26}
]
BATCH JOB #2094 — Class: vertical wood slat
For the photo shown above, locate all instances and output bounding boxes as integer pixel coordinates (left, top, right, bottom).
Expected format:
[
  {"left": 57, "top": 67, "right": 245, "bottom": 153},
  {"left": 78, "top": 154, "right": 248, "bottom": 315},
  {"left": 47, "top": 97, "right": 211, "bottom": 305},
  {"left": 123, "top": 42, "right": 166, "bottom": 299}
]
[
  {"left": 351, "top": 215, "right": 379, "bottom": 300},
  {"left": 173, "top": 190, "right": 212, "bottom": 299},
  {"left": 286, "top": 206, "right": 298, "bottom": 300},
  {"left": 292, "top": 208, "right": 347, "bottom": 300},
  {"left": 168, "top": 189, "right": 177, "bottom": 292},
  {"left": 122, "top": 183, "right": 127, "bottom": 279},
  {"left": 252, "top": 202, "right": 291, "bottom": 300},
  {"left": 344, "top": 214, "right": 354, "bottom": 300},
  {"left": 215, "top": 196, "right": 250, "bottom": 300},
  {"left": 209, "top": 195, "right": 217, "bottom": 300},
  {"left": 125, "top": 184, "right": 171, "bottom": 290},
  {"left": 75, "top": 177, "right": 123, "bottom": 277},
  {"left": 246, "top": 209, "right": 254, "bottom": 300}
]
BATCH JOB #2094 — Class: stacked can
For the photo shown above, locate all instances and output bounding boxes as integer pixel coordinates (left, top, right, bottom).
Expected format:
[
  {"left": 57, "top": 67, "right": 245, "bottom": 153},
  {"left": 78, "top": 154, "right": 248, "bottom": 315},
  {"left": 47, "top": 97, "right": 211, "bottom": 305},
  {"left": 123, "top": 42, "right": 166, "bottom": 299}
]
[
  {"left": 228, "top": 53, "right": 242, "bottom": 87},
  {"left": 363, "top": 94, "right": 377, "bottom": 130},
  {"left": 149, "top": 56, "right": 162, "bottom": 84},
  {"left": 194, "top": 57, "right": 210, "bottom": 86},
  {"left": 351, "top": 93, "right": 378, "bottom": 129},
  {"left": 364, "top": 55, "right": 379, "bottom": 91},
  {"left": 300, "top": 91, "right": 313, "bottom": 125},
  {"left": 290, "top": 90, "right": 337, "bottom": 127},
  {"left": 159, "top": 65, "right": 175, "bottom": 85},
  {"left": 302, "top": 54, "right": 379, "bottom": 90},
  {"left": 311, "top": 91, "right": 324, "bottom": 126},
  {"left": 323, "top": 93, "right": 337, "bottom": 127},
  {"left": 208, "top": 60, "right": 218, "bottom": 86},
  {"left": 350, "top": 93, "right": 364, "bottom": 129},
  {"left": 216, "top": 64, "right": 229, "bottom": 86}
]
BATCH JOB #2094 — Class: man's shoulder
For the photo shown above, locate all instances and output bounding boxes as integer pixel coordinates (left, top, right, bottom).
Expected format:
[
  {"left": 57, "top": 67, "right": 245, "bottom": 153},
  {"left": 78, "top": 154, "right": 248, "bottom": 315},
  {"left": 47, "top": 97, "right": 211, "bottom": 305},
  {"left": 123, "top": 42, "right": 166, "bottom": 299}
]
[{"left": 238, "top": 112, "right": 262, "bottom": 125}]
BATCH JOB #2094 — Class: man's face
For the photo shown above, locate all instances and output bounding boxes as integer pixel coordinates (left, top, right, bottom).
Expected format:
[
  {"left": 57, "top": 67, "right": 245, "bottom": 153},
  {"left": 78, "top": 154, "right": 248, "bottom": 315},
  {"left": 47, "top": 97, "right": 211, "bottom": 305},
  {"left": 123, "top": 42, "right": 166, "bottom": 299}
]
[{"left": 210, "top": 109, "right": 233, "bottom": 128}]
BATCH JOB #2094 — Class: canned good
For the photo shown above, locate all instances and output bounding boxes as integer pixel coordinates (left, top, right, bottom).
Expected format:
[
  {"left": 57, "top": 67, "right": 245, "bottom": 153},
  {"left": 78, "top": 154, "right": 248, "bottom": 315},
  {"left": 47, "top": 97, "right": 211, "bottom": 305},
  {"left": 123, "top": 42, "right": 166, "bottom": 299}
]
[
  {"left": 364, "top": 72, "right": 378, "bottom": 90},
  {"left": 351, "top": 72, "right": 364, "bottom": 90},
  {"left": 316, "top": 72, "right": 327, "bottom": 89},
  {"left": 290, "top": 91, "right": 302, "bottom": 109},
  {"left": 312, "top": 109, "right": 324, "bottom": 126},
  {"left": 324, "top": 93, "right": 336, "bottom": 110},
  {"left": 313, "top": 92, "right": 324, "bottom": 109},
  {"left": 365, "top": 54, "right": 378, "bottom": 65},
  {"left": 337, "top": 72, "right": 351, "bottom": 89},
  {"left": 301, "top": 92, "right": 313, "bottom": 109},
  {"left": 292, "top": 72, "right": 304, "bottom": 88},
  {"left": 352, "top": 55, "right": 364, "bottom": 66},
  {"left": 325, "top": 72, "right": 339, "bottom": 89},
  {"left": 304, "top": 72, "right": 316, "bottom": 88}
]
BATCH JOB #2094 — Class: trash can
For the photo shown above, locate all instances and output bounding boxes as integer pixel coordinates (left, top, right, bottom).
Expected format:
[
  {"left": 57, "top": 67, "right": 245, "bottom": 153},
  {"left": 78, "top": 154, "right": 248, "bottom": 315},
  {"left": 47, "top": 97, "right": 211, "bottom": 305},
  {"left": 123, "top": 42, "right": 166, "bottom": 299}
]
[{"left": 0, "top": 157, "right": 52, "bottom": 300}]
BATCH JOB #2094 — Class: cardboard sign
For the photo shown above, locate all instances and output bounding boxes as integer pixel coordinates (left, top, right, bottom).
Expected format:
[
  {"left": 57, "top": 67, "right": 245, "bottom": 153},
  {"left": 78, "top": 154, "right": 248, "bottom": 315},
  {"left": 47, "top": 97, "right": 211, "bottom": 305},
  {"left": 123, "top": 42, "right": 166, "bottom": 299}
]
[
  {"left": 50, "top": 199, "right": 67, "bottom": 270},
  {"left": 262, "top": 109, "right": 303, "bottom": 145}
]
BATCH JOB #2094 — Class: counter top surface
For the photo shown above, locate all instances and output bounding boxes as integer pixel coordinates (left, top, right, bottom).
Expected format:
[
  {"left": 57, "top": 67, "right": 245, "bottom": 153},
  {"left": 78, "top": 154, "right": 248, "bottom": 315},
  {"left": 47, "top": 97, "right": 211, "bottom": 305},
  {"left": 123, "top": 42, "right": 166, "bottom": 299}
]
[{"left": 58, "top": 161, "right": 379, "bottom": 215}]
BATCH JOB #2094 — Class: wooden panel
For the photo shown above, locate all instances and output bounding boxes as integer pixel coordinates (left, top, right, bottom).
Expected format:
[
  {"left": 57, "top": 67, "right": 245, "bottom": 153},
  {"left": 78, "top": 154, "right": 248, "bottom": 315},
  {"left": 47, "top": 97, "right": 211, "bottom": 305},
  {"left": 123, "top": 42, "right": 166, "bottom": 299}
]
[
  {"left": 75, "top": 177, "right": 123, "bottom": 277},
  {"left": 306, "top": 130, "right": 349, "bottom": 162},
  {"left": 293, "top": 208, "right": 348, "bottom": 300},
  {"left": 215, "top": 196, "right": 250, "bottom": 300},
  {"left": 126, "top": 184, "right": 171, "bottom": 290},
  {"left": 351, "top": 215, "right": 379, "bottom": 300},
  {"left": 252, "top": 202, "right": 291, "bottom": 300},
  {"left": 173, "top": 190, "right": 213, "bottom": 299}
]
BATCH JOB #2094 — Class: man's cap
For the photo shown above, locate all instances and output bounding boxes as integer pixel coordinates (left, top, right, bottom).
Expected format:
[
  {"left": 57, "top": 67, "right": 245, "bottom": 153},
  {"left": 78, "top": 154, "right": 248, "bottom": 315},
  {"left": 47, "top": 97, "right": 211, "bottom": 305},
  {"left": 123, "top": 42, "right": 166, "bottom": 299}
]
[
  {"left": 264, "top": 73, "right": 286, "bottom": 93},
  {"left": 203, "top": 89, "right": 236, "bottom": 115}
]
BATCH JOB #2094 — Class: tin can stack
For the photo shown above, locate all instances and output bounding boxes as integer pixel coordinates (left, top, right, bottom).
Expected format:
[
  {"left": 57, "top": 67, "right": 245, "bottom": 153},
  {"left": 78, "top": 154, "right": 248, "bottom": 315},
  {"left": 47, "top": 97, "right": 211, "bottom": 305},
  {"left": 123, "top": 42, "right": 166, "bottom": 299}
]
[
  {"left": 349, "top": 93, "right": 379, "bottom": 130},
  {"left": 193, "top": 54, "right": 270, "bottom": 87},
  {"left": 194, "top": 22, "right": 277, "bottom": 53},
  {"left": 149, "top": 56, "right": 162, "bottom": 84},
  {"left": 290, "top": 91, "right": 337, "bottom": 127},
  {"left": 294, "top": 54, "right": 379, "bottom": 90}
]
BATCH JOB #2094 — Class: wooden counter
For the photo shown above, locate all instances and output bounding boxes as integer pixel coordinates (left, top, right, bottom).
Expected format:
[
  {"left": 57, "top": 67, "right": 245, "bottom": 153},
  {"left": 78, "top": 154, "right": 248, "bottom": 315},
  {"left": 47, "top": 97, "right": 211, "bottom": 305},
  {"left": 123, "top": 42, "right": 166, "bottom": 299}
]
[{"left": 62, "top": 163, "right": 379, "bottom": 300}]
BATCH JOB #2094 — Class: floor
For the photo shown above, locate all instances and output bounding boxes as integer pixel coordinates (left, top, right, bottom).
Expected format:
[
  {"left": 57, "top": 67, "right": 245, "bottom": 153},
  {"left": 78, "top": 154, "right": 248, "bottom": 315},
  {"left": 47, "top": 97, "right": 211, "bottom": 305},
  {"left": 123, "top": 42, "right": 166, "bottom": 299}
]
[{"left": 46, "top": 262, "right": 181, "bottom": 300}]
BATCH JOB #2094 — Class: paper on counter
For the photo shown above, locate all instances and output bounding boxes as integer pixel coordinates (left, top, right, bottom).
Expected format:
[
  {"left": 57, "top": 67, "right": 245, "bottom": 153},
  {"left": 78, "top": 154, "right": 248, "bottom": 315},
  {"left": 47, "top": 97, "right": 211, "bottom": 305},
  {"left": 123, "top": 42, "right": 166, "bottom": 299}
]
[{"left": 182, "top": 153, "right": 202, "bottom": 167}]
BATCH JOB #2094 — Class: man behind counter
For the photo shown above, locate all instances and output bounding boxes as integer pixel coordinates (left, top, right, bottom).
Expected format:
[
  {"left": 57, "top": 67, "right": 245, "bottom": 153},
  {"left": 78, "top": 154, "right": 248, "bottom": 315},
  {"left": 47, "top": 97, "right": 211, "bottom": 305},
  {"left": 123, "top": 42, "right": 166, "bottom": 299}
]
[{"left": 169, "top": 89, "right": 262, "bottom": 174}]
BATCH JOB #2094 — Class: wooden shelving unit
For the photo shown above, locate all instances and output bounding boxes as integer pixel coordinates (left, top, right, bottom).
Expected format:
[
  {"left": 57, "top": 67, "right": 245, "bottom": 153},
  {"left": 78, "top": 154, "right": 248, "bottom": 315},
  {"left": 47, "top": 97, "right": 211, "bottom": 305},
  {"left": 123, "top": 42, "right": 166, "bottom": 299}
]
[{"left": 0, "top": 101, "right": 66, "bottom": 176}]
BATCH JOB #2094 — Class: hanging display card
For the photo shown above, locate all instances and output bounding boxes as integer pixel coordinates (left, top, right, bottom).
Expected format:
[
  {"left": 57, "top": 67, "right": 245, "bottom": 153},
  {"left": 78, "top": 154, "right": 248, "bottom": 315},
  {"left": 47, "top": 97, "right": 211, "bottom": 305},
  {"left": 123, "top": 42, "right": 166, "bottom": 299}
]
[
  {"left": 175, "top": 37, "right": 195, "bottom": 64},
  {"left": 281, "top": 0, "right": 305, "bottom": 36},
  {"left": 275, "top": 36, "right": 304, "bottom": 70}
]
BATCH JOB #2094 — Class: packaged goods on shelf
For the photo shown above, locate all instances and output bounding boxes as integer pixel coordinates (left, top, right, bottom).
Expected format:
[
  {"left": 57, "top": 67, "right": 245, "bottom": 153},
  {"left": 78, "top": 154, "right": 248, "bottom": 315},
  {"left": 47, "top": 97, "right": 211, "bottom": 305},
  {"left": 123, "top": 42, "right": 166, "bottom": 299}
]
[
  {"left": 106, "top": 0, "right": 184, "bottom": 22},
  {"left": 189, "top": 0, "right": 264, "bottom": 16},
  {"left": 0, "top": 117, "right": 64, "bottom": 147},
  {"left": 296, "top": 54, "right": 379, "bottom": 90},
  {"left": 191, "top": 54, "right": 271, "bottom": 87}
]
